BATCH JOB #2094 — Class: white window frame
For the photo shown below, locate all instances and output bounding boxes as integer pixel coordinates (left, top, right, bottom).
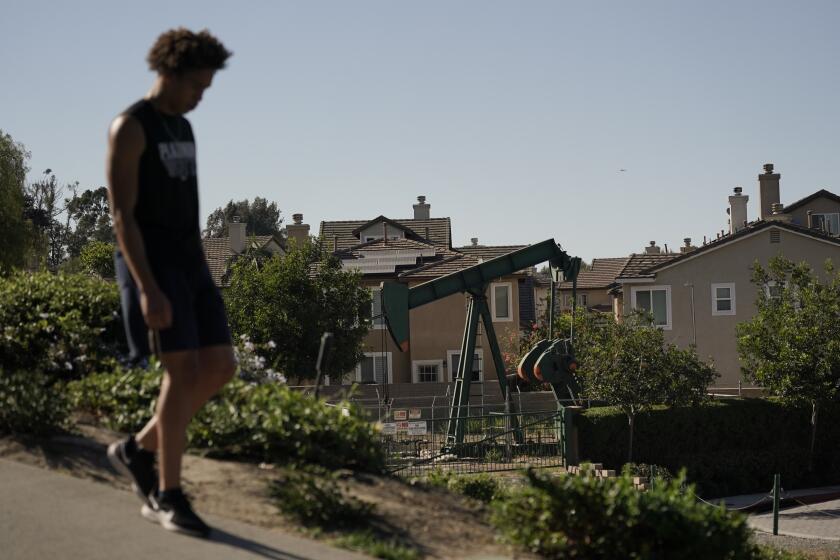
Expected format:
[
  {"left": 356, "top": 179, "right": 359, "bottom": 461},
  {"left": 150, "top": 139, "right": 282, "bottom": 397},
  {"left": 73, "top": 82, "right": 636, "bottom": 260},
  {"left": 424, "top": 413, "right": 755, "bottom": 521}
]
[
  {"left": 630, "top": 285, "right": 672, "bottom": 330},
  {"left": 355, "top": 352, "right": 393, "bottom": 384},
  {"left": 447, "top": 349, "right": 484, "bottom": 383},
  {"left": 490, "top": 282, "right": 513, "bottom": 322},
  {"left": 577, "top": 293, "right": 588, "bottom": 307},
  {"left": 412, "top": 359, "right": 444, "bottom": 384},
  {"left": 711, "top": 282, "right": 736, "bottom": 316},
  {"left": 812, "top": 213, "right": 840, "bottom": 236},
  {"left": 370, "top": 287, "right": 386, "bottom": 330}
]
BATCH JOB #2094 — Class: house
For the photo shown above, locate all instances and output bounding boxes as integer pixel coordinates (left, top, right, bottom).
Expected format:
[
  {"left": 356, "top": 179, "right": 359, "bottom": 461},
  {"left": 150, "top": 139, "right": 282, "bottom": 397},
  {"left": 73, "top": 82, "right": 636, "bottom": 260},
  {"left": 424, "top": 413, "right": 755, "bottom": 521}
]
[
  {"left": 533, "top": 257, "right": 630, "bottom": 319},
  {"left": 611, "top": 164, "right": 840, "bottom": 389},
  {"left": 201, "top": 217, "right": 286, "bottom": 287},
  {"left": 319, "top": 197, "right": 536, "bottom": 393}
]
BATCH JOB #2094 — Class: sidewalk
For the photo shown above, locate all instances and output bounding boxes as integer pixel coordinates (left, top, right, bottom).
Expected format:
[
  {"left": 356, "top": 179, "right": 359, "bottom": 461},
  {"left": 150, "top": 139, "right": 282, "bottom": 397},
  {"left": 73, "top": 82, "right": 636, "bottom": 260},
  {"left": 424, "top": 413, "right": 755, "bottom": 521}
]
[
  {"left": 749, "top": 496, "right": 840, "bottom": 541},
  {"left": 0, "top": 458, "right": 371, "bottom": 560}
]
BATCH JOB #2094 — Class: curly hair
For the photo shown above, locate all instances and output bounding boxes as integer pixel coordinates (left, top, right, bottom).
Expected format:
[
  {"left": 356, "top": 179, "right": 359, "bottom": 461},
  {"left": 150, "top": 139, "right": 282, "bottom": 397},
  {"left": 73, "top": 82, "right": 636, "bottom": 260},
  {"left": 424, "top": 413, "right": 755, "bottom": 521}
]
[{"left": 147, "top": 28, "right": 232, "bottom": 74}]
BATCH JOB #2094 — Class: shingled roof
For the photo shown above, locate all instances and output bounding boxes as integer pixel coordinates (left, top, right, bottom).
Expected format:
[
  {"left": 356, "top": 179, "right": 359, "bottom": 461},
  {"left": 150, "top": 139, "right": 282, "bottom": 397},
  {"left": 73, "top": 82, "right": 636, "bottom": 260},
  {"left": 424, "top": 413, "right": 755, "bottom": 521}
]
[
  {"left": 202, "top": 235, "right": 281, "bottom": 287},
  {"left": 454, "top": 244, "right": 528, "bottom": 261},
  {"left": 559, "top": 257, "right": 630, "bottom": 289},
  {"left": 616, "top": 253, "right": 680, "bottom": 279},
  {"left": 319, "top": 217, "right": 452, "bottom": 251}
]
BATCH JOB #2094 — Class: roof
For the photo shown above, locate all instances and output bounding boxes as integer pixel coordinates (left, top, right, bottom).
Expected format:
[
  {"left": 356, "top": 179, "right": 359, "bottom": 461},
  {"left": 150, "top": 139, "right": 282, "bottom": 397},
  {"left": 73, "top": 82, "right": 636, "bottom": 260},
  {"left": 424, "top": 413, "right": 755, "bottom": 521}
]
[
  {"left": 783, "top": 189, "right": 840, "bottom": 213},
  {"left": 620, "top": 219, "right": 840, "bottom": 281},
  {"left": 319, "top": 217, "right": 452, "bottom": 251},
  {"left": 559, "top": 257, "right": 630, "bottom": 289},
  {"left": 202, "top": 235, "right": 280, "bottom": 287},
  {"left": 454, "top": 244, "right": 528, "bottom": 261},
  {"left": 616, "top": 253, "right": 680, "bottom": 279},
  {"left": 351, "top": 215, "right": 415, "bottom": 236},
  {"left": 398, "top": 251, "right": 482, "bottom": 279}
]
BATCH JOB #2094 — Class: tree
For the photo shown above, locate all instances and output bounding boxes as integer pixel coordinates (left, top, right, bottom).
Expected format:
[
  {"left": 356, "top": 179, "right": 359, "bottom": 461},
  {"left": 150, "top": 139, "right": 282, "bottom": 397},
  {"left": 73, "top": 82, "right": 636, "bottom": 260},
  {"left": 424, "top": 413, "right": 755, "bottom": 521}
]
[
  {"left": 65, "top": 186, "right": 113, "bottom": 257},
  {"left": 80, "top": 240, "right": 116, "bottom": 278},
  {"left": 204, "top": 197, "right": 284, "bottom": 239},
  {"left": 582, "top": 312, "right": 717, "bottom": 462},
  {"left": 737, "top": 256, "right": 840, "bottom": 471},
  {"left": 23, "top": 172, "right": 74, "bottom": 271},
  {"left": 0, "top": 130, "right": 31, "bottom": 272},
  {"left": 224, "top": 242, "right": 370, "bottom": 382}
]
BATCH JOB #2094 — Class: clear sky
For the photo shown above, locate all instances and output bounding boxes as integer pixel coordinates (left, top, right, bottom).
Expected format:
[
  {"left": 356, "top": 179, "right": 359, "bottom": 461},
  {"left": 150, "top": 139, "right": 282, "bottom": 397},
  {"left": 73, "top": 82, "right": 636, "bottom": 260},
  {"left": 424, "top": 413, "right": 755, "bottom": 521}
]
[{"left": 3, "top": 0, "right": 838, "bottom": 261}]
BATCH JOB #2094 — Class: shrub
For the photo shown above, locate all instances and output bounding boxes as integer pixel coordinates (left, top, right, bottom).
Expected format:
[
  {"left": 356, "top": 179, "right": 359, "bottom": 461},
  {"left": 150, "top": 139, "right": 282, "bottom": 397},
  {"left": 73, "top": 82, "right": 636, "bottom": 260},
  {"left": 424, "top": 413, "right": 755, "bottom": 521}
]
[
  {"left": 576, "top": 400, "right": 840, "bottom": 497},
  {"left": 0, "top": 271, "right": 122, "bottom": 379},
  {"left": 68, "top": 365, "right": 162, "bottom": 432},
  {"left": 69, "top": 369, "right": 385, "bottom": 472},
  {"left": 491, "top": 467, "right": 757, "bottom": 560},
  {"left": 423, "top": 469, "right": 501, "bottom": 503},
  {"left": 0, "top": 368, "right": 69, "bottom": 435},
  {"left": 270, "top": 465, "right": 374, "bottom": 527},
  {"left": 334, "top": 531, "right": 419, "bottom": 560}
]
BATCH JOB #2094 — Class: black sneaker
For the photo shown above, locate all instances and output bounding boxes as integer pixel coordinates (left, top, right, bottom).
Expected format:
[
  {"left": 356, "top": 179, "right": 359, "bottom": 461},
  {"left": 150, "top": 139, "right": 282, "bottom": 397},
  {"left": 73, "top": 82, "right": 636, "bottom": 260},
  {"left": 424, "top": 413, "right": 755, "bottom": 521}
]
[
  {"left": 107, "top": 436, "right": 157, "bottom": 507},
  {"left": 142, "top": 488, "right": 211, "bottom": 538}
]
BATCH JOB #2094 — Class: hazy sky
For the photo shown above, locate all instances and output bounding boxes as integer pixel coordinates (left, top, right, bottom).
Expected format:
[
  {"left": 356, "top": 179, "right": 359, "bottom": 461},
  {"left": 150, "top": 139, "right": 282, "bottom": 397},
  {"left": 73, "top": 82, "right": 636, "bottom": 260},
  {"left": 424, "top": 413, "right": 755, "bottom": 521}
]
[{"left": 3, "top": 0, "right": 838, "bottom": 261}]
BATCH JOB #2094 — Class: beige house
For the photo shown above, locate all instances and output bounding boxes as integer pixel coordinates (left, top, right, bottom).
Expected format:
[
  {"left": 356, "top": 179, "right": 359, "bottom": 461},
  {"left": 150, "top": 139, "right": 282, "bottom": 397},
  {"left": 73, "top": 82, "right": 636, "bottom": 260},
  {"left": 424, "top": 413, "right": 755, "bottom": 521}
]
[
  {"left": 319, "top": 197, "right": 533, "bottom": 390},
  {"left": 534, "top": 257, "right": 629, "bottom": 319},
  {"left": 612, "top": 164, "right": 840, "bottom": 388}
]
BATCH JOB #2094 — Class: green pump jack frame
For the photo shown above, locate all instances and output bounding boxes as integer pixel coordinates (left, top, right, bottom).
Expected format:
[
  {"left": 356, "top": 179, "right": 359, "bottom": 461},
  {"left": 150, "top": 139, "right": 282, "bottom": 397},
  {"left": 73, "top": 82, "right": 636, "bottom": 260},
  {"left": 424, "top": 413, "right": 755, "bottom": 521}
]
[{"left": 380, "top": 238, "right": 582, "bottom": 448}]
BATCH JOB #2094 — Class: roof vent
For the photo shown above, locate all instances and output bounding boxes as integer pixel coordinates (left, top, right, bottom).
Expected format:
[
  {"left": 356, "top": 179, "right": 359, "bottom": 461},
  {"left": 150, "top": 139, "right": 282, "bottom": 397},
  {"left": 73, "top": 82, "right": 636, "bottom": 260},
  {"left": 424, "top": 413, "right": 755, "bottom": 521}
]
[
  {"left": 471, "top": 237, "right": 479, "bottom": 246},
  {"left": 292, "top": 213, "right": 303, "bottom": 225},
  {"left": 644, "top": 241, "right": 661, "bottom": 254},
  {"left": 764, "top": 163, "right": 775, "bottom": 174}
]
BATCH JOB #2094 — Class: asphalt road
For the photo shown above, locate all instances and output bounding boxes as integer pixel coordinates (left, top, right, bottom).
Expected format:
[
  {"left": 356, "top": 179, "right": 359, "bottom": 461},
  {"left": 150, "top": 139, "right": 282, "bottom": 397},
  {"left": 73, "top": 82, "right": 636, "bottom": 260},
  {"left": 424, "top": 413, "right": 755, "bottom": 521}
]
[{"left": 0, "top": 458, "right": 370, "bottom": 560}]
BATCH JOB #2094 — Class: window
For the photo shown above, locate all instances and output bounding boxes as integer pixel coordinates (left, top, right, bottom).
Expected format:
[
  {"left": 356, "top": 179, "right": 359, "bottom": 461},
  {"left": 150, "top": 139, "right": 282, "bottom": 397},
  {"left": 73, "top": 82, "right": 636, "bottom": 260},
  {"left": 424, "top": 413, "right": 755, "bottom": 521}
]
[
  {"left": 370, "top": 288, "right": 386, "bottom": 329},
  {"left": 577, "top": 294, "right": 588, "bottom": 307},
  {"left": 448, "top": 350, "right": 483, "bottom": 382},
  {"left": 413, "top": 360, "right": 443, "bottom": 383},
  {"left": 812, "top": 213, "right": 840, "bottom": 236},
  {"left": 764, "top": 280, "right": 783, "bottom": 300},
  {"left": 711, "top": 283, "right": 736, "bottom": 316},
  {"left": 563, "top": 294, "right": 572, "bottom": 308},
  {"left": 630, "top": 285, "right": 672, "bottom": 329},
  {"left": 356, "top": 353, "right": 392, "bottom": 384},
  {"left": 490, "top": 282, "right": 512, "bottom": 322}
]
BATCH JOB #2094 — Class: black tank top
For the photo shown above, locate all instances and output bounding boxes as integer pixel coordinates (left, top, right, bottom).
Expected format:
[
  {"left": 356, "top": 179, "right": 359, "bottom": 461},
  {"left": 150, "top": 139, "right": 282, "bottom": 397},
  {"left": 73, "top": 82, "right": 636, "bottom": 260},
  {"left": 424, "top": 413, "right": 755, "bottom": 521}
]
[{"left": 124, "top": 99, "right": 202, "bottom": 267}]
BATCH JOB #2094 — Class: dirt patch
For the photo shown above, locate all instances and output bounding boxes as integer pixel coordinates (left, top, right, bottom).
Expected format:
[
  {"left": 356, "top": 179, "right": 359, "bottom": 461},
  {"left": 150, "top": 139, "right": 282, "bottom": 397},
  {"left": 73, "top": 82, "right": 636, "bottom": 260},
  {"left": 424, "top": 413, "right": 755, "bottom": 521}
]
[{"left": 0, "top": 423, "right": 535, "bottom": 560}]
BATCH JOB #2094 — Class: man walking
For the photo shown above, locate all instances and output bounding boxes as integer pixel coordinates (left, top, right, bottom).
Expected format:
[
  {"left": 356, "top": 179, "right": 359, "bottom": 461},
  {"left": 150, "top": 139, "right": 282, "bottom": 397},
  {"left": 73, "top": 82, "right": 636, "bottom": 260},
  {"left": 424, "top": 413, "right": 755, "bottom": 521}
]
[{"left": 105, "top": 28, "right": 234, "bottom": 538}]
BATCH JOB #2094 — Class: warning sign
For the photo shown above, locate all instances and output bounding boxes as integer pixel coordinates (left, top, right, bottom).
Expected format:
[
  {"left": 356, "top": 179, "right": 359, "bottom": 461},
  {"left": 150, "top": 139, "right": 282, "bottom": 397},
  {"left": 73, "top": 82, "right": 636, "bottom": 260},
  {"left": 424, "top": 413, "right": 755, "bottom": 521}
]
[
  {"left": 393, "top": 409, "right": 408, "bottom": 421},
  {"left": 381, "top": 423, "right": 396, "bottom": 435},
  {"left": 407, "top": 421, "right": 427, "bottom": 435},
  {"left": 409, "top": 408, "right": 422, "bottom": 419}
]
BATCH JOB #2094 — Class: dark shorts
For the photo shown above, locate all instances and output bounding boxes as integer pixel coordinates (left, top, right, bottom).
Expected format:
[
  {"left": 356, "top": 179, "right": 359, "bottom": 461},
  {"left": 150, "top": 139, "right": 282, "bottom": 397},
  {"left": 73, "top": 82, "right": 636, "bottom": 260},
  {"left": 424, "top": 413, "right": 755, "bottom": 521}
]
[{"left": 115, "top": 251, "right": 232, "bottom": 361}]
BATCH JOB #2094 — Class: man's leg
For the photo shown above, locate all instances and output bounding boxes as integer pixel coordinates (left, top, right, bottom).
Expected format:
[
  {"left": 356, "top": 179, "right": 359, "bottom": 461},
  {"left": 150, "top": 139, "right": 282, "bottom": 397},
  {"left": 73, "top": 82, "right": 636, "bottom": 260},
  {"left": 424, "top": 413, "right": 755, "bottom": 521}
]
[{"left": 135, "top": 344, "right": 236, "bottom": 454}]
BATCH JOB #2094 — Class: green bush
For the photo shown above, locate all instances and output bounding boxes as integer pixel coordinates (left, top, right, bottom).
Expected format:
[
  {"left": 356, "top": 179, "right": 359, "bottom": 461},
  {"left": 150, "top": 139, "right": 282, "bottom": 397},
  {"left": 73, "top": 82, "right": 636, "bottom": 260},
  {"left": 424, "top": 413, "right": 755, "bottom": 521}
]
[
  {"left": 0, "top": 271, "right": 122, "bottom": 379},
  {"left": 68, "top": 370, "right": 385, "bottom": 472},
  {"left": 491, "top": 467, "right": 757, "bottom": 560},
  {"left": 0, "top": 368, "right": 69, "bottom": 435},
  {"left": 270, "top": 465, "right": 374, "bottom": 527},
  {"left": 334, "top": 531, "right": 419, "bottom": 560},
  {"left": 577, "top": 400, "right": 840, "bottom": 497},
  {"left": 423, "top": 469, "right": 501, "bottom": 503},
  {"left": 68, "top": 365, "right": 162, "bottom": 432}
]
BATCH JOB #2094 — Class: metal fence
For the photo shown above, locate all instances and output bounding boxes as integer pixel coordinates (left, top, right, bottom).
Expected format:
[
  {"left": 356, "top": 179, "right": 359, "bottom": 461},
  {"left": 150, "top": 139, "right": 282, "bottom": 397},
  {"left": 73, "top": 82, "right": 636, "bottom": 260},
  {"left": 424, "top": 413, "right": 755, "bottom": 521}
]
[{"left": 382, "top": 410, "right": 565, "bottom": 477}]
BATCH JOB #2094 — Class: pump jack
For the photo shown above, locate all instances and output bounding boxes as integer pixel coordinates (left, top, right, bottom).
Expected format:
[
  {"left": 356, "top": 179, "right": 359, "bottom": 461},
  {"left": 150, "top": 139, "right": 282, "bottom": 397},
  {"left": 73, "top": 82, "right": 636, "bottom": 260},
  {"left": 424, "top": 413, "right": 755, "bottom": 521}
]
[{"left": 381, "top": 239, "right": 581, "bottom": 447}]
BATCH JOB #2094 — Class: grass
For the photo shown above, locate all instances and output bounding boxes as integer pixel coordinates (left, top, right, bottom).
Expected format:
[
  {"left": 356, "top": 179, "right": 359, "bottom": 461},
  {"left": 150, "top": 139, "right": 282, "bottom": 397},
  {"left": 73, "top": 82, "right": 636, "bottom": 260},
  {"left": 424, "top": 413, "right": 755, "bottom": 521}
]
[{"left": 333, "top": 530, "right": 420, "bottom": 560}]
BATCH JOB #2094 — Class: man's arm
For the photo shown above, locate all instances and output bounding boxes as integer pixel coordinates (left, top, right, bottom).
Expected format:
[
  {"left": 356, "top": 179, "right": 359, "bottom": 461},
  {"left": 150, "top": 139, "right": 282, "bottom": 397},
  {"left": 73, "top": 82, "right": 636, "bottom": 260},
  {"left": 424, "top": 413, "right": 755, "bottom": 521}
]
[{"left": 106, "top": 115, "right": 172, "bottom": 329}]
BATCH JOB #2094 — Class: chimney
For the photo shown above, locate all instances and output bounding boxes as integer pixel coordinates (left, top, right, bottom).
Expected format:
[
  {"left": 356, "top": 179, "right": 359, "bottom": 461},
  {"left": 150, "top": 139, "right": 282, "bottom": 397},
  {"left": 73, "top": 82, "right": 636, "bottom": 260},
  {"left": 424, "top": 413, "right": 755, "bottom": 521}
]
[
  {"left": 728, "top": 186, "right": 749, "bottom": 234},
  {"left": 768, "top": 202, "right": 792, "bottom": 223},
  {"left": 758, "top": 163, "right": 781, "bottom": 221},
  {"left": 228, "top": 216, "right": 246, "bottom": 254},
  {"left": 286, "top": 213, "right": 310, "bottom": 247},
  {"left": 644, "top": 241, "right": 661, "bottom": 254},
  {"left": 471, "top": 237, "right": 479, "bottom": 246},
  {"left": 680, "top": 237, "right": 697, "bottom": 254},
  {"left": 413, "top": 195, "right": 430, "bottom": 220}
]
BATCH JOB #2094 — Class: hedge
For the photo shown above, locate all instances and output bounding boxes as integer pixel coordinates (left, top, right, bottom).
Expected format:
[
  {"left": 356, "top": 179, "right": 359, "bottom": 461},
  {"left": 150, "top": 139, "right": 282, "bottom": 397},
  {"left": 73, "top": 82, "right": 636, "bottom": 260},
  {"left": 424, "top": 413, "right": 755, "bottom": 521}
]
[{"left": 576, "top": 399, "right": 840, "bottom": 497}]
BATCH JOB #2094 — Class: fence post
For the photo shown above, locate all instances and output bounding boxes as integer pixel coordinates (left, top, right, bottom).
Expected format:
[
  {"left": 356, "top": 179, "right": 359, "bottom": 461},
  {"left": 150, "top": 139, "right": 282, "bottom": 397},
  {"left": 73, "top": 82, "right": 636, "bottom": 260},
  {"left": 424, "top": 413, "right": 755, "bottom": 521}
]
[
  {"left": 562, "top": 406, "right": 582, "bottom": 467},
  {"left": 772, "top": 473, "right": 780, "bottom": 535}
]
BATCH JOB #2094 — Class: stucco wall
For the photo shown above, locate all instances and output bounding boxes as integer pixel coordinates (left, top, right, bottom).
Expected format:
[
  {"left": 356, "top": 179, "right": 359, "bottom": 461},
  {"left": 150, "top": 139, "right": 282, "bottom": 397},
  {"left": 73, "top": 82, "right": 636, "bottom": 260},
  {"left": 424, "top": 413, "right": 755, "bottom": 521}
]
[{"left": 621, "top": 226, "right": 840, "bottom": 387}]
